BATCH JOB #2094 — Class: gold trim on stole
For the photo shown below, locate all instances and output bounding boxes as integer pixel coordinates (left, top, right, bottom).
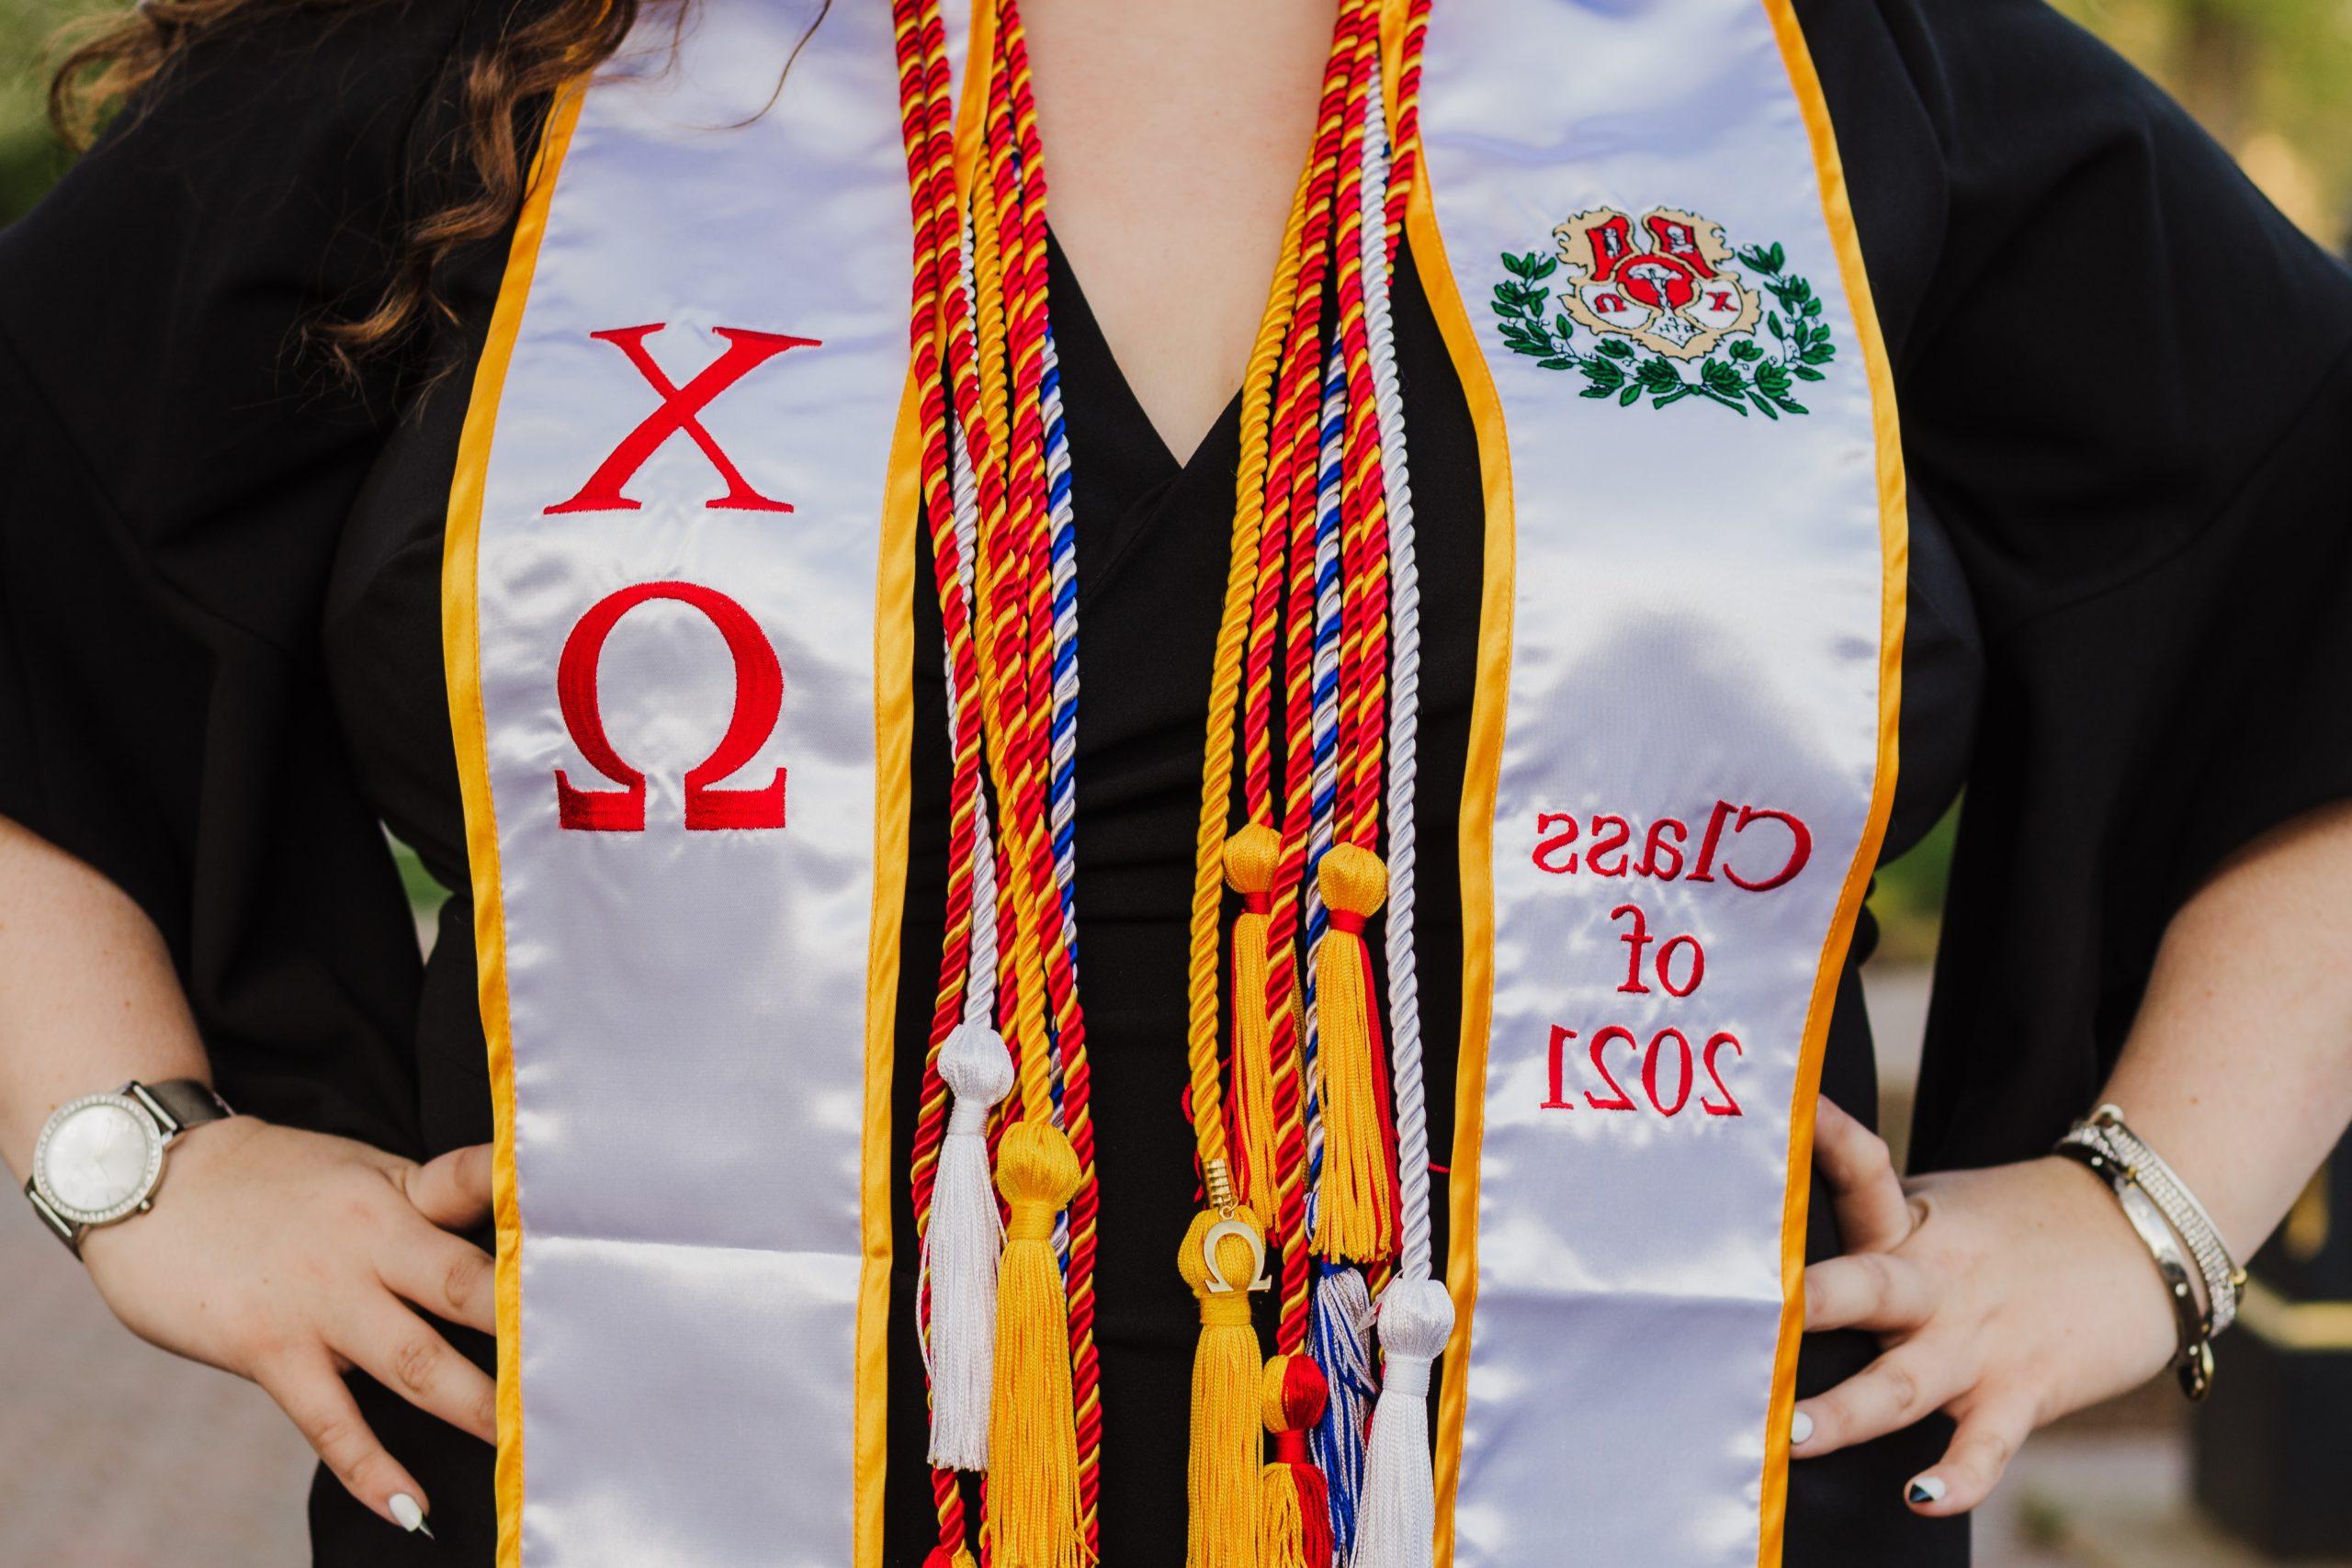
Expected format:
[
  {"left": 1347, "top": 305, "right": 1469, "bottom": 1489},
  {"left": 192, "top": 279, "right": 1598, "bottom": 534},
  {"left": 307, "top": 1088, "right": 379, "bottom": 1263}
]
[
  {"left": 442, "top": 82, "right": 586, "bottom": 1568},
  {"left": 860, "top": 377, "right": 922, "bottom": 1568},
  {"left": 1753, "top": 5, "right": 1908, "bottom": 1562}
]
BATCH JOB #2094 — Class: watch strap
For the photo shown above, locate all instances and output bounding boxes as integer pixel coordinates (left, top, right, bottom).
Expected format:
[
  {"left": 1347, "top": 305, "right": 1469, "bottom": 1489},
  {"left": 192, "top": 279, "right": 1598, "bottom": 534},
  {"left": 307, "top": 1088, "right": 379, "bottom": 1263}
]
[
  {"left": 129, "top": 1078, "right": 233, "bottom": 1139},
  {"left": 23, "top": 1178, "right": 84, "bottom": 1251}
]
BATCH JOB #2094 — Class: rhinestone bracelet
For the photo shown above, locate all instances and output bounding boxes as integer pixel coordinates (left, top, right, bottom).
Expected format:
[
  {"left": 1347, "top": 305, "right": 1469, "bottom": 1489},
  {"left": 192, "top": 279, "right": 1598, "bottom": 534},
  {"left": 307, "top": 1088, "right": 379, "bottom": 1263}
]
[{"left": 2056, "top": 1103, "right": 2245, "bottom": 1399}]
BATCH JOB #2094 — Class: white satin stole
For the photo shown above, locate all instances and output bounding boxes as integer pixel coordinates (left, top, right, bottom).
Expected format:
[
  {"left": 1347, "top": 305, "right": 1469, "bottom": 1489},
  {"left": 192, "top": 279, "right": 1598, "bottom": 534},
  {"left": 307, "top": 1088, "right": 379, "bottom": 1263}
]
[
  {"left": 445, "top": 3, "right": 943, "bottom": 1563},
  {"left": 1414, "top": 3, "right": 1904, "bottom": 1565}
]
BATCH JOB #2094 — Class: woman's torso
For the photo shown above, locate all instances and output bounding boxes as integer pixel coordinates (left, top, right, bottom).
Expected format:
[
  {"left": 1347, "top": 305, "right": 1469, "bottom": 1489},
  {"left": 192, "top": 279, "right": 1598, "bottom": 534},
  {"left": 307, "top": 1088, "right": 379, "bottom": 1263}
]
[{"left": 320, "top": 218, "right": 1981, "bottom": 1568}]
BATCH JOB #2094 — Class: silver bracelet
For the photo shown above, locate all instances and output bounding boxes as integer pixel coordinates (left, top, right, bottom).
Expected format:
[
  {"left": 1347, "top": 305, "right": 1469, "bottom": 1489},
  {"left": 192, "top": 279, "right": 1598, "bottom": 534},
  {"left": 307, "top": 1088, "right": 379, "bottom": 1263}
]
[
  {"left": 2063, "top": 1104, "right": 2245, "bottom": 1334},
  {"left": 2052, "top": 1138, "right": 2214, "bottom": 1400}
]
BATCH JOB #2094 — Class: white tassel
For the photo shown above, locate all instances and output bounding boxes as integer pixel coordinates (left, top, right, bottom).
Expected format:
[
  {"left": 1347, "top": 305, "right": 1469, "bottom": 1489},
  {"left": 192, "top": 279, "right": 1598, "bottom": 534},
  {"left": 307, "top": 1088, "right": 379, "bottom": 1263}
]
[
  {"left": 925, "top": 1021, "right": 1015, "bottom": 1470},
  {"left": 1351, "top": 1278, "right": 1453, "bottom": 1568}
]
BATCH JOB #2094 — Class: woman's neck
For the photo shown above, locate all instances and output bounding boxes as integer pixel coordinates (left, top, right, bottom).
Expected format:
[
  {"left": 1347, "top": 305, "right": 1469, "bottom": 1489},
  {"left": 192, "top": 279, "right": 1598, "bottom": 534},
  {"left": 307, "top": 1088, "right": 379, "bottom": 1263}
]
[{"left": 1015, "top": 0, "right": 1343, "bottom": 464}]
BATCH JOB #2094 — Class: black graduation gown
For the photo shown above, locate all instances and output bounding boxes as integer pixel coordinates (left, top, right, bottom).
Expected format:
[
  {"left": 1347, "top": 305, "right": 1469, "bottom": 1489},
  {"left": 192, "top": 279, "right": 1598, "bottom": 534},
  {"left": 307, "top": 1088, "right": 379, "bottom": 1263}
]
[{"left": 4, "top": 2, "right": 2348, "bottom": 1563}]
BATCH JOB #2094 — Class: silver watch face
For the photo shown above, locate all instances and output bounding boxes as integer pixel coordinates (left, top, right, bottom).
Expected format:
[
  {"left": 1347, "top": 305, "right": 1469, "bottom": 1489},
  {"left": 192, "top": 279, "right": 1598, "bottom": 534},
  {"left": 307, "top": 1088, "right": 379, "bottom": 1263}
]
[{"left": 33, "top": 1092, "right": 165, "bottom": 1225}]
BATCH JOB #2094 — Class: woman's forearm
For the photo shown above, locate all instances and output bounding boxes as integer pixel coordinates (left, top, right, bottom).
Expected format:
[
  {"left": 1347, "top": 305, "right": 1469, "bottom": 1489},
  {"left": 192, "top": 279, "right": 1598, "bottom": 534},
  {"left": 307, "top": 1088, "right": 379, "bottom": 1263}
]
[
  {"left": 2098, "top": 799, "right": 2352, "bottom": 1257},
  {"left": 0, "top": 813, "right": 212, "bottom": 1176},
  {"left": 0, "top": 815, "right": 503, "bottom": 1532}
]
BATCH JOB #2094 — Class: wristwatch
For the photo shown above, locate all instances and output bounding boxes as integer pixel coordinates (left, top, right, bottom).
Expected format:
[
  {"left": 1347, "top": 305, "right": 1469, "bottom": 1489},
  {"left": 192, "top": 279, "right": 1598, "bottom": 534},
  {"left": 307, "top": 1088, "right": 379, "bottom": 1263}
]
[{"left": 23, "top": 1079, "right": 233, "bottom": 1254}]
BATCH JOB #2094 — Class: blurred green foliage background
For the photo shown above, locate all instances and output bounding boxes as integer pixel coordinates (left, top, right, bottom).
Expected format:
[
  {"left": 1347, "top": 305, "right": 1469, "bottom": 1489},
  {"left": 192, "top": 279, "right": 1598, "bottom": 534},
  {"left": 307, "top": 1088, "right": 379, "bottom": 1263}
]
[
  {"left": 2059, "top": 0, "right": 2352, "bottom": 246},
  {"left": 0, "top": 0, "right": 76, "bottom": 223},
  {"left": 4, "top": 0, "right": 2346, "bottom": 951}
]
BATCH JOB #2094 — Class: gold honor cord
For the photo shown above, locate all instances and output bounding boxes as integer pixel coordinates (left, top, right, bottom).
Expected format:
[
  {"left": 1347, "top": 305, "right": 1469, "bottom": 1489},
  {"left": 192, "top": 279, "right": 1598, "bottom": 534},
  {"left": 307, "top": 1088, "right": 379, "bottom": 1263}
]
[{"left": 1179, "top": 164, "right": 1315, "bottom": 1568}]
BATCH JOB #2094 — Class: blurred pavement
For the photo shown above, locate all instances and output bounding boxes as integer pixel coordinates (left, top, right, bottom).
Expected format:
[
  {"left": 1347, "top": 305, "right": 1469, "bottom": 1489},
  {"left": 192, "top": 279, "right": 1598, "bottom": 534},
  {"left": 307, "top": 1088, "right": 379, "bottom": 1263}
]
[{"left": 0, "top": 1214, "right": 313, "bottom": 1563}]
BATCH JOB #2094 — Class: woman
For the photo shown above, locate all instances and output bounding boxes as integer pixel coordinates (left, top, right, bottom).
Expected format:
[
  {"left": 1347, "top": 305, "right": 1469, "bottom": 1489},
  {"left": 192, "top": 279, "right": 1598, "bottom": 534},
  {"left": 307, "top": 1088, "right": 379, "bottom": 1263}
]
[{"left": 3, "top": 0, "right": 2349, "bottom": 1563}]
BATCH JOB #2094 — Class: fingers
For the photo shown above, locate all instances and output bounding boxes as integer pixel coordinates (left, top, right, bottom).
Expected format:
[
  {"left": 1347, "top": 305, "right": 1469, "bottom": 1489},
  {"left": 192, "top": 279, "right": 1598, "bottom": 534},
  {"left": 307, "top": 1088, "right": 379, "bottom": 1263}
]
[
  {"left": 1803, "top": 1250, "right": 1936, "bottom": 1334},
  {"left": 1813, "top": 1097, "right": 1912, "bottom": 1254},
  {"left": 388, "top": 1145, "right": 497, "bottom": 1333},
  {"left": 256, "top": 1352, "right": 433, "bottom": 1534},
  {"left": 1792, "top": 1343, "right": 1958, "bottom": 1460},
  {"left": 403, "top": 1143, "right": 495, "bottom": 1233},
  {"left": 337, "top": 1298, "right": 499, "bottom": 1446},
  {"left": 1905, "top": 1390, "right": 2037, "bottom": 1515},
  {"left": 379, "top": 1226, "right": 498, "bottom": 1337}
]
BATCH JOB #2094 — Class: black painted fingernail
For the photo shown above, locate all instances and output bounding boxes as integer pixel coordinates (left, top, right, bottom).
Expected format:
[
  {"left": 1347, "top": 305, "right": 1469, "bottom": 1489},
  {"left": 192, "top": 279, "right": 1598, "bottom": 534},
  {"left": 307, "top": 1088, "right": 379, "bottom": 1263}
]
[{"left": 1906, "top": 1474, "right": 1946, "bottom": 1506}]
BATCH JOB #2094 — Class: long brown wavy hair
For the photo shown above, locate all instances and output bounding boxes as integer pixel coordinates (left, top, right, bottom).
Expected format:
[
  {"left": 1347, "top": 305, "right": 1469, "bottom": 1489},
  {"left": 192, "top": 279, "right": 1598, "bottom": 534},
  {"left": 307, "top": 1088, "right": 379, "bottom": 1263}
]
[{"left": 48, "top": 0, "right": 644, "bottom": 377}]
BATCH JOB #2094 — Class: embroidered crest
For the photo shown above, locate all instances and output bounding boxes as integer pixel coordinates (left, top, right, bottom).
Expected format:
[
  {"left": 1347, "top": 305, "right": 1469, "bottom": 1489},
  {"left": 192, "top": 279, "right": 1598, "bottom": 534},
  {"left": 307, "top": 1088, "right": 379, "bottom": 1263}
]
[{"left": 1491, "top": 207, "right": 1836, "bottom": 417}]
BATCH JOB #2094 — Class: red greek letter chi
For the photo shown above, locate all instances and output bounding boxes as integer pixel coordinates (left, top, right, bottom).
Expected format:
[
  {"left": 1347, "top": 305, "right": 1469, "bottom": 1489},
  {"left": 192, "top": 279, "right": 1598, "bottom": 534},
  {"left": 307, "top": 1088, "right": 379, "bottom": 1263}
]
[{"left": 546, "top": 324, "right": 820, "bottom": 515}]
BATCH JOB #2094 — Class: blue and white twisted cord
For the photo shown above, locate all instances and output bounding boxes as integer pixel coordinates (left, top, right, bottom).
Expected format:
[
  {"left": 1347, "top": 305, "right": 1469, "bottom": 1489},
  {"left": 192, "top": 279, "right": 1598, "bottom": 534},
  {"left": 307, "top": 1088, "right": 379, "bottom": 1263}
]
[
  {"left": 1043, "top": 322, "right": 1079, "bottom": 975},
  {"left": 1306, "top": 344, "right": 1366, "bottom": 1546},
  {"left": 1037, "top": 231, "right": 1079, "bottom": 1265},
  {"left": 1303, "top": 338, "right": 1349, "bottom": 1231},
  {"left": 1309, "top": 1260, "right": 1378, "bottom": 1555}
]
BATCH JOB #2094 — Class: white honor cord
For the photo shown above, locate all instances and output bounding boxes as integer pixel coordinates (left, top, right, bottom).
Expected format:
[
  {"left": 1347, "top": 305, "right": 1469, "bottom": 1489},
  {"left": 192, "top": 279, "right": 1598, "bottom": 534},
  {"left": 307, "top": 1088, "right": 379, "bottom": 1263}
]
[
  {"left": 918, "top": 237, "right": 992, "bottom": 1377},
  {"left": 951, "top": 217, "right": 1000, "bottom": 1032},
  {"left": 1352, "top": 56, "right": 1453, "bottom": 1568},
  {"left": 1361, "top": 52, "right": 1432, "bottom": 1284},
  {"left": 923, "top": 220, "right": 1014, "bottom": 1474},
  {"left": 949, "top": 440, "right": 1001, "bottom": 1031}
]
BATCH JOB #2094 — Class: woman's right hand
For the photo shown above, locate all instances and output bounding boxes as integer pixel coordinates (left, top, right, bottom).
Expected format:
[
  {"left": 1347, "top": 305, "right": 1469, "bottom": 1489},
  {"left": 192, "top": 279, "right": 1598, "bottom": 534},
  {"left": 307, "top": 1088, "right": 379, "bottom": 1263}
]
[{"left": 76, "top": 1117, "right": 497, "bottom": 1538}]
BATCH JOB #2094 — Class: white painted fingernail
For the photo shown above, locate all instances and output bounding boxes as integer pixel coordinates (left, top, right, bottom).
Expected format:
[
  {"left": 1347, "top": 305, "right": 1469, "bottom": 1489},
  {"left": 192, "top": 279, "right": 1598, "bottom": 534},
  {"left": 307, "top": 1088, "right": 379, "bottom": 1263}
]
[
  {"left": 1905, "top": 1473, "right": 1947, "bottom": 1506},
  {"left": 389, "top": 1493, "right": 432, "bottom": 1536},
  {"left": 1791, "top": 1410, "right": 1814, "bottom": 1445}
]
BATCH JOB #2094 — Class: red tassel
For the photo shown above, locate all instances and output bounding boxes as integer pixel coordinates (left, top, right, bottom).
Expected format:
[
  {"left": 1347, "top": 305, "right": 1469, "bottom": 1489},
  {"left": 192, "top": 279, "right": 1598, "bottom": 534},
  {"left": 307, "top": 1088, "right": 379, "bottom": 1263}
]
[{"left": 1259, "top": 1351, "right": 1333, "bottom": 1568}]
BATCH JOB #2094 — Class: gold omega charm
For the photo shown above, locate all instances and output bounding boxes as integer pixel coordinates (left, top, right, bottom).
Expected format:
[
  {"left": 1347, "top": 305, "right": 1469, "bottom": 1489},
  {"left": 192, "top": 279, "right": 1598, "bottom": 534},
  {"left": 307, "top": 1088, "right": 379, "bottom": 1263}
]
[{"left": 1196, "top": 1159, "right": 1272, "bottom": 1295}]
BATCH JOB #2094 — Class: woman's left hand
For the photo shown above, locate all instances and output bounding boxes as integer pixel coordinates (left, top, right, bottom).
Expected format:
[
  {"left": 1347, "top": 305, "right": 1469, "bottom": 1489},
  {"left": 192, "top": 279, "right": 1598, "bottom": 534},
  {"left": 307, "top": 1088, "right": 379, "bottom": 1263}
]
[{"left": 1792, "top": 1097, "right": 2180, "bottom": 1514}]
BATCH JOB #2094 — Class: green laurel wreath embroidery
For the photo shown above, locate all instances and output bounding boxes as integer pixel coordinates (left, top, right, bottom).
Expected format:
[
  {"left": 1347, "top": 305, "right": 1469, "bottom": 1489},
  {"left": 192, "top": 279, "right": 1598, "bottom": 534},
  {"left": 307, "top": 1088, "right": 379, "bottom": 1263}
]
[{"left": 1490, "top": 242, "right": 1836, "bottom": 418}]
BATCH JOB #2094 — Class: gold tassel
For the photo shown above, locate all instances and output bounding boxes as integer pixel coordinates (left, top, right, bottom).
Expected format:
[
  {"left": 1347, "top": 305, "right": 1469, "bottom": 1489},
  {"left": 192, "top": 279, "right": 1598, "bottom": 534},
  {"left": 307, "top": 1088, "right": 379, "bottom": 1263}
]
[
  {"left": 1223, "top": 824, "right": 1283, "bottom": 1216},
  {"left": 1180, "top": 1202, "right": 1267, "bottom": 1568},
  {"left": 1312, "top": 843, "right": 1396, "bottom": 1260},
  {"left": 1258, "top": 1352, "right": 1333, "bottom": 1568},
  {"left": 989, "top": 1121, "right": 1086, "bottom": 1568}
]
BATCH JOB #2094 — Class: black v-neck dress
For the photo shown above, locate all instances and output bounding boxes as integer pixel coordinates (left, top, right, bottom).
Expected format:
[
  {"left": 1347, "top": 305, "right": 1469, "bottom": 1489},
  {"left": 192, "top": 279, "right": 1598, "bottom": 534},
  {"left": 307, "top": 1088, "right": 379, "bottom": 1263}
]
[{"left": 5, "top": 2, "right": 2351, "bottom": 1563}]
